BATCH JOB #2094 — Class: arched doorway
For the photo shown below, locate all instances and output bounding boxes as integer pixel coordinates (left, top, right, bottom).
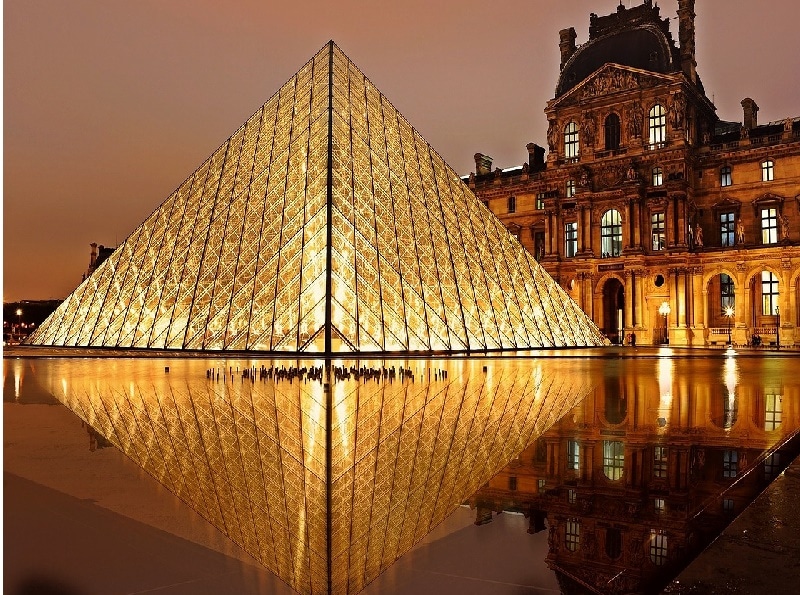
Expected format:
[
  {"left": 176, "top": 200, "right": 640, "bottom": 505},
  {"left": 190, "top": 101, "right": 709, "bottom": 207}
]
[
  {"left": 706, "top": 273, "right": 736, "bottom": 344},
  {"left": 748, "top": 269, "right": 780, "bottom": 346},
  {"left": 602, "top": 278, "right": 625, "bottom": 344}
]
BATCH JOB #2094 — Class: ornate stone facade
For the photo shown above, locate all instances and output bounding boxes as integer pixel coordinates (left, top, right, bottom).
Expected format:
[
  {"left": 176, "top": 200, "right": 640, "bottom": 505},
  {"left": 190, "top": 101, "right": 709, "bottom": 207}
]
[{"left": 470, "top": 0, "right": 800, "bottom": 346}]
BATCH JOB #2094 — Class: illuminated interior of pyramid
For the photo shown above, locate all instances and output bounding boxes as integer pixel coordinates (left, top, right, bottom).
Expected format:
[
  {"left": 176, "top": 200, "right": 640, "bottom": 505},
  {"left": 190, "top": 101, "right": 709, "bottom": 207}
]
[{"left": 26, "top": 42, "right": 606, "bottom": 354}]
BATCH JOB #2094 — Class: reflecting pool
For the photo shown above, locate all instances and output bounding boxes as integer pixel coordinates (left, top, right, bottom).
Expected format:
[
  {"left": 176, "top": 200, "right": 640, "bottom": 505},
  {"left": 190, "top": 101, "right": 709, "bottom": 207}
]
[{"left": 4, "top": 350, "right": 799, "bottom": 594}]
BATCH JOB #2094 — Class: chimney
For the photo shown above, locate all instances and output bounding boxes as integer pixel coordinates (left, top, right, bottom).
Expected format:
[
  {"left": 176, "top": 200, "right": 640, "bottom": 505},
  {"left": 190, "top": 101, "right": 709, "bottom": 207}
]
[
  {"left": 89, "top": 242, "right": 98, "bottom": 269},
  {"left": 559, "top": 28, "right": 577, "bottom": 71},
  {"left": 526, "top": 143, "right": 546, "bottom": 172},
  {"left": 677, "top": 0, "right": 697, "bottom": 82},
  {"left": 741, "top": 98, "right": 759, "bottom": 130},
  {"left": 474, "top": 153, "right": 493, "bottom": 176}
]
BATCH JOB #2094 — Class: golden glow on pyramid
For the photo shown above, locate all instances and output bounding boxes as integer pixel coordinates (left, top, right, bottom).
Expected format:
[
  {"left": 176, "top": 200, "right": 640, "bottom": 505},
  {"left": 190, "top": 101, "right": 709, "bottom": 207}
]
[{"left": 26, "top": 42, "right": 605, "bottom": 353}]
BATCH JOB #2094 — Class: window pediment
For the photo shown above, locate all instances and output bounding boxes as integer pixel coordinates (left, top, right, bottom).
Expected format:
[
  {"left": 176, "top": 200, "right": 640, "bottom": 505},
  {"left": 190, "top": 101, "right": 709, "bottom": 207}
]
[{"left": 752, "top": 193, "right": 784, "bottom": 210}]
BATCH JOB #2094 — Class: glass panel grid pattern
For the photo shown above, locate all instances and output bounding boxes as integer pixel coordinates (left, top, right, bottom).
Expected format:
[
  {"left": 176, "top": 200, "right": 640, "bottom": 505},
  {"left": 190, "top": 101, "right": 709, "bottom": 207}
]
[
  {"left": 26, "top": 42, "right": 606, "bottom": 354},
  {"left": 36, "top": 356, "right": 594, "bottom": 595}
]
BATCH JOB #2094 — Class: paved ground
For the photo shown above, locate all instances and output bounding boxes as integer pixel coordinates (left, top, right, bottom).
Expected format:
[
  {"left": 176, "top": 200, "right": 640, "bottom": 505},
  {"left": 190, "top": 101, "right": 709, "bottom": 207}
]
[{"left": 666, "top": 456, "right": 800, "bottom": 594}]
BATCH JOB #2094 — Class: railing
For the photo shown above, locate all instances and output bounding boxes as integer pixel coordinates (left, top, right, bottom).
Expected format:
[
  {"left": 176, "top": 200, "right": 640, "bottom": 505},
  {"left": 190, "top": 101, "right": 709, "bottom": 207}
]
[{"left": 752, "top": 326, "right": 777, "bottom": 336}]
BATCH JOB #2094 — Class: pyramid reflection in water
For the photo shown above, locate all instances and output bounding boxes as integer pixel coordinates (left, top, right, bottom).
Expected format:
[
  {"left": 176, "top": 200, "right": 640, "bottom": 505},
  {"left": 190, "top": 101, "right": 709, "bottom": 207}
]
[
  {"left": 39, "top": 357, "right": 593, "bottom": 594},
  {"left": 26, "top": 42, "right": 605, "bottom": 353}
]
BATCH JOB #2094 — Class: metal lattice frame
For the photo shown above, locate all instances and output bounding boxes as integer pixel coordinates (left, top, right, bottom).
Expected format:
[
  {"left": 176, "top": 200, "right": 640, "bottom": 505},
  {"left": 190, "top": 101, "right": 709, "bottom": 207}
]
[{"left": 27, "top": 42, "right": 606, "bottom": 353}]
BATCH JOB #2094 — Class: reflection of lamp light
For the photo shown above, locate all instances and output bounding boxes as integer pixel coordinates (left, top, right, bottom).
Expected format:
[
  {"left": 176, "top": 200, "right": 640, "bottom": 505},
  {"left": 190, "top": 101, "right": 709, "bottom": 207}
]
[
  {"left": 725, "top": 306, "right": 734, "bottom": 346},
  {"left": 658, "top": 301, "right": 671, "bottom": 345}
]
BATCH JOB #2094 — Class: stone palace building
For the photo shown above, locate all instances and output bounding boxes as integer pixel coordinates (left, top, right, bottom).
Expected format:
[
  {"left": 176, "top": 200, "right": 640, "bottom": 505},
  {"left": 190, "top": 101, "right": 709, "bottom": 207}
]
[{"left": 470, "top": 0, "right": 800, "bottom": 346}]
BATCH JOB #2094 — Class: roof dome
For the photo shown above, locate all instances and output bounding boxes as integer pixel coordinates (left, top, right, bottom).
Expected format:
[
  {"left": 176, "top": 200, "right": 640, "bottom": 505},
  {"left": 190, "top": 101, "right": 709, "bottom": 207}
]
[{"left": 556, "top": 1, "right": 680, "bottom": 98}]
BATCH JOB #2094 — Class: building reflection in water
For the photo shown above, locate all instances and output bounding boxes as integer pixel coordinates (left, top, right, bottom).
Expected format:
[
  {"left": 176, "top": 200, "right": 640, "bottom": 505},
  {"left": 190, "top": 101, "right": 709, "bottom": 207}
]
[
  {"left": 471, "top": 355, "right": 799, "bottom": 594},
  {"left": 15, "top": 356, "right": 595, "bottom": 595}
]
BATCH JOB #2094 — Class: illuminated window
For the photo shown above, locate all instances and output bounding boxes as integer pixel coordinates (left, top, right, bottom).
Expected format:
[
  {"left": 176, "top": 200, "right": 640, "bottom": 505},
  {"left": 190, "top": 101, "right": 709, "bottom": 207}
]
[
  {"left": 649, "top": 530, "right": 668, "bottom": 565},
  {"left": 565, "top": 519, "right": 581, "bottom": 552},
  {"left": 603, "top": 440, "right": 625, "bottom": 480},
  {"left": 566, "top": 179, "right": 576, "bottom": 198},
  {"left": 605, "top": 113, "right": 621, "bottom": 150},
  {"left": 564, "top": 122, "right": 580, "bottom": 159},
  {"left": 720, "top": 212, "right": 735, "bottom": 247},
  {"left": 567, "top": 439, "right": 580, "bottom": 470},
  {"left": 654, "top": 498, "right": 665, "bottom": 513},
  {"left": 648, "top": 104, "right": 666, "bottom": 147},
  {"left": 652, "top": 166, "right": 663, "bottom": 186},
  {"left": 761, "top": 208, "right": 778, "bottom": 244},
  {"left": 720, "top": 274, "right": 735, "bottom": 310},
  {"left": 765, "top": 394, "right": 782, "bottom": 431},
  {"left": 723, "top": 449, "right": 738, "bottom": 478},
  {"left": 538, "top": 478, "right": 546, "bottom": 493},
  {"left": 720, "top": 165, "right": 732, "bottom": 187},
  {"left": 653, "top": 446, "right": 668, "bottom": 478},
  {"left": 568, "top": 489, "right": 576, "bottom": 504},
  {"left": 601, "top": 210, "right": 623, "bottom": 257},
  {"left": 508, "top": 195, "right": 516, "bottom": 213},
  {"left": 606, "top": 528, "right": 622, "bottom": 559},
  {"left": 761, "top": 270, "right": 779, "bottom": 315},
  {"left": 761, "top": 160, "right": 774, "bottom": 182},
  {"left": 536, "top": 193, "right": 545, "bottom": 210},
  {"left": 651, "top": 212, "right": 665, "bottom": 251},
  {"left": 509, "top": 476, "right": 517, "bottom": 491},
  {"left": 565, "top": 222, "right": 578, "bottom": 258}
]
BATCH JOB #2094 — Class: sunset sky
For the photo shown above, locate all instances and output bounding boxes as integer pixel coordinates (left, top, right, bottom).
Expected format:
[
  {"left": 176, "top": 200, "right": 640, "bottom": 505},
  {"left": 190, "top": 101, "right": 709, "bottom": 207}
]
[{"left": 4, "top": 0, "right": 799, "bottom": 301}]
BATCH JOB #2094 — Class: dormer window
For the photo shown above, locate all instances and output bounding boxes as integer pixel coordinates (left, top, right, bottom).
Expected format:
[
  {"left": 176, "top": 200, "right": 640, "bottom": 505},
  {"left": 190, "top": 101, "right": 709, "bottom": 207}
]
[{"left": 564, "top": 122, "right": 580, "bottom": 159}]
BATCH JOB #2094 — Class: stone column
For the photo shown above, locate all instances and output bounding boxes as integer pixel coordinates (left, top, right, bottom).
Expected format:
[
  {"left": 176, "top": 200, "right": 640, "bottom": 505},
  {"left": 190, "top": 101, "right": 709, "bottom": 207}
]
[{"left": 624, "top": 270, "right": 634, "bottom": 331}]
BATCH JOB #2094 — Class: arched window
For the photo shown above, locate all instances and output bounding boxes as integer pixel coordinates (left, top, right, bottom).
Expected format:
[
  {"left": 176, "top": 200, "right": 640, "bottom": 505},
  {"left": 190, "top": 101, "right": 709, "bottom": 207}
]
[
  {"left": 605, "top": 113, "right": 621, "bottom": 150},
  {"left": 564, "top": 121, "right": 580, "bottom": 159},
  {"left": 652, "top": 166, "right": 663, "bottom": 186},
  {"left": 649, "top": 530, "right": 668, "bottom": 566},
  {"left": 601, "top": 209, "right": 623, "bottom": 257},
  {"left": 720, "top": 273, "right": 735, "bottom": 310},
  {"left": 565, "top": 519, "right": 581, "bottom": 552},
  {"left": 603, "top": 440, "right": 625, "bottom": 480},
  {"left": 649, "top": 104, "right": 666, "bottom": 147},
  {"left": 761, "top": 270, "right": 779, "bottom": 315}
]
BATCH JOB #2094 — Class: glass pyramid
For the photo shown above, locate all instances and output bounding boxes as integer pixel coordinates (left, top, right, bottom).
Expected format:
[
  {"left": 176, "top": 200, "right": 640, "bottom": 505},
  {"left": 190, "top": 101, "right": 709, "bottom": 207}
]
[
  {"left": 26, "top": 42, "right": 605, "bottom": 353},
  {"left": 35, "top": 356, "right": 595, "bottom": 594}
]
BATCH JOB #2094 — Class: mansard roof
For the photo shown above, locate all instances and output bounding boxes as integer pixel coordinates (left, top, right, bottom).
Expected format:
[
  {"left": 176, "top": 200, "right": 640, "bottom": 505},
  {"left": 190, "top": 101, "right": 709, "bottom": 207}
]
[{"left": 556, "top": 1, "right": 681, "bottom": 98}]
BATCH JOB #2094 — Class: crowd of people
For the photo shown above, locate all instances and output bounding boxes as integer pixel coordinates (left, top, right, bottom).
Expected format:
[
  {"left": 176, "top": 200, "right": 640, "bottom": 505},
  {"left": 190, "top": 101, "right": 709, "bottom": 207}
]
[{"left": 205, "top": 363, "right": 449, "bottom": 384}]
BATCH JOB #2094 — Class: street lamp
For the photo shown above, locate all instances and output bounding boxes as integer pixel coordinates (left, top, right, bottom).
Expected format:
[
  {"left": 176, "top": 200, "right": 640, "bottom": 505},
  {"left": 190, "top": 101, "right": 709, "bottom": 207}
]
[
  {"left": 724, "top": 305, "right": 734, "bottom": 346},
  {"left": 659, "top": 301, "right": 671, "bottom": 345},
  {"left": 15, "top": 308, "right": 22, "bottom": 341}
]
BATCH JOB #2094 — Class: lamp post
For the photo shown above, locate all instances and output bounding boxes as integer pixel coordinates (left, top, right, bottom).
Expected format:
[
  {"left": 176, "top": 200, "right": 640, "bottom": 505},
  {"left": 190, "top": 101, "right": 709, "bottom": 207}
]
[
  {"left": 659, "top": 301, "right": 671, "bottom": 345},
  {"left": 725, "top": 306, "right": 734, "bottom": 346},
  {"left": 15, "top": 308, "right": 22, "bottom": 342}
]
